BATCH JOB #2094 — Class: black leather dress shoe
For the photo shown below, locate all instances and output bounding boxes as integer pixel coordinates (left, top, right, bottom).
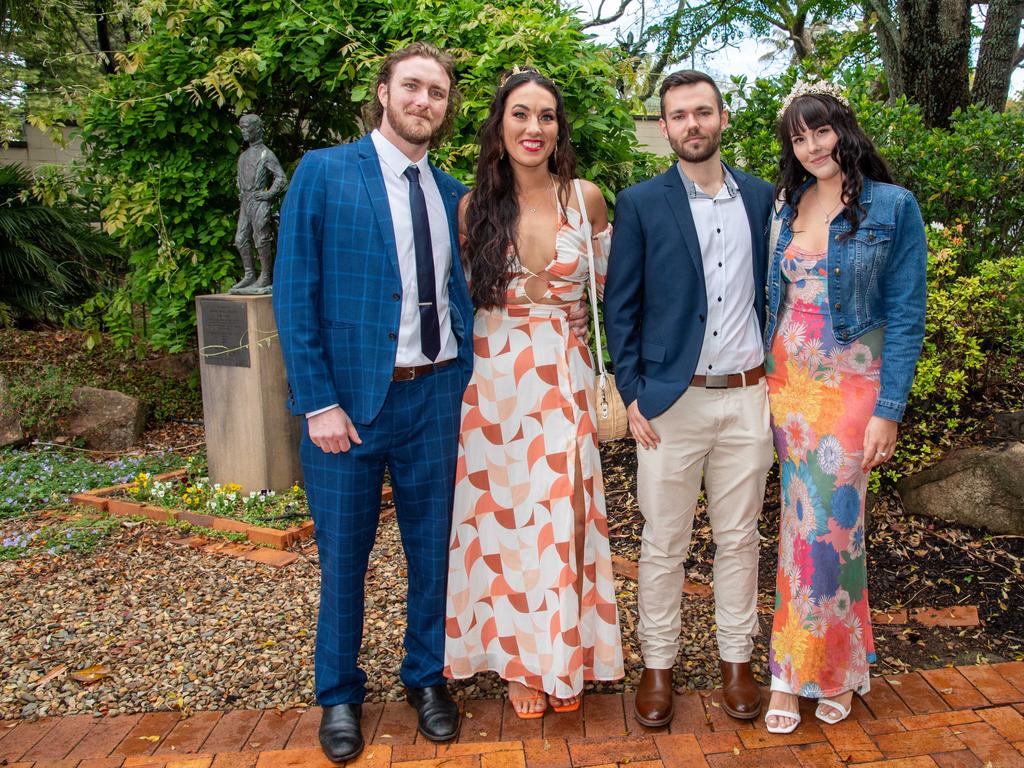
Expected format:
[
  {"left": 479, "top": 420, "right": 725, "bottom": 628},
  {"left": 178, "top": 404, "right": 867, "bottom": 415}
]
[
  {"left": 405, "top": 684, "right": 460, "bottom": 742},
  {"left": 319, "top": 703, "right": 364, "bottom": 763}
]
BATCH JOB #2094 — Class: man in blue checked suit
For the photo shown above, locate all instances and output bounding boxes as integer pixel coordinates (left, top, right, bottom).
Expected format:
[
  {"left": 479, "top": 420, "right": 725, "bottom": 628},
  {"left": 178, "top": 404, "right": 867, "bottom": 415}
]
[{"left": 273, "top": 43, "right": 471, "bottom": 763}]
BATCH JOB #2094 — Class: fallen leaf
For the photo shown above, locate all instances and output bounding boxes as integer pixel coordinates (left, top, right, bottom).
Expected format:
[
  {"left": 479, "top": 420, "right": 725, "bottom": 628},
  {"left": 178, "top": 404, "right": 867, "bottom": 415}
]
[
  {"left": 732, "top": 747, "right": 741, "bottom": 755},
  {"left": 138, "top": 735, "right": 161, "bottom": 742},
  {"left": 72, "top": 664, "right": 112, "bottom": 684},
  {"left": 32, "top": 664, "right": 67, "bottom": 689},
  {"left": 464, "top": 711, "right": 473, "bottom": 718}
]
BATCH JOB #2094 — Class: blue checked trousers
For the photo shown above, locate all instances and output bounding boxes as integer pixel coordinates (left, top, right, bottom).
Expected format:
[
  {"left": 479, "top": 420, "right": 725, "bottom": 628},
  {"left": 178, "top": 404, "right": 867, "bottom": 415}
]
[{"left": 301, "top": 363, "right": 463, "bottom": 705}]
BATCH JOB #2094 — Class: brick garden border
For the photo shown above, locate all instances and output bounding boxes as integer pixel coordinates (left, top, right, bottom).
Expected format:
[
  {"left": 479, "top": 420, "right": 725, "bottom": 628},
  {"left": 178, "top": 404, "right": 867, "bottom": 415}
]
[{"left": 69, "top": 469, "right": 315, "bottom": 550}]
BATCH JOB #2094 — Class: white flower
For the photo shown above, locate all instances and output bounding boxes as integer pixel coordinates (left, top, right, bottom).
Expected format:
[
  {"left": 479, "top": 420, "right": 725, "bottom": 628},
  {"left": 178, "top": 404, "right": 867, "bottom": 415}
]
[{"left": 929, "top": 221, "right": 945, "bottom": 231}]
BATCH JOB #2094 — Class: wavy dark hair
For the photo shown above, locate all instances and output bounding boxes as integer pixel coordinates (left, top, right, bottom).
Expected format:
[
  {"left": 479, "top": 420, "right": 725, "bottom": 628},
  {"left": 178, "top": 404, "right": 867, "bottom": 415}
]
[
  {"left": 778, "top": 94, "right": 893, "bottom": 238},
  {"left": 363, "top": 42, "right": 461, "bottom": 148},
  {"left": 465, "top": 70, "right": 577, "bottom": 310}
]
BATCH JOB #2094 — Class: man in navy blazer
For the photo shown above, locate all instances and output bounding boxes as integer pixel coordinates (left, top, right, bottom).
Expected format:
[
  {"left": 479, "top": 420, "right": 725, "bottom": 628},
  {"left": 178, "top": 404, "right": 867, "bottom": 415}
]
[
  {"left": 604, "top": 71, "right": 775, "bottom": 727},
  {"left": 273, "top": 43, "right": 471, "bottom": 762}
]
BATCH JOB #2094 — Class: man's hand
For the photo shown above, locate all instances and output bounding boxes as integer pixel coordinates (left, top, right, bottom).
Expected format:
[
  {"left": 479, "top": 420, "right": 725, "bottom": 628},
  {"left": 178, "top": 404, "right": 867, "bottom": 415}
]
[
  {"left": 254, "top": 190, "right": 274, "bottom": 202},
  {"left": 627, "top": 400, "right": 660, "bottom": 450},
  {"left": 568, "top": 300, "right": 590, "bottom": 343},
  {"left": 308, "top": 406, "right": 363, "bottom": 454},
  {"left": 861, "top": 415, "right": 897, "bottom": 471}
]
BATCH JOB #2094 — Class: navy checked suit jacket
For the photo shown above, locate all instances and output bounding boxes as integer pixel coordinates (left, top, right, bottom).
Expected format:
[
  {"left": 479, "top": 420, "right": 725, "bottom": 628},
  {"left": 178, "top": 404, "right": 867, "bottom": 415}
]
[
  {"left": 604, "top": 163, "right": 774, "bottom": 420},
  {"left": 273, "top": 134, "right": 473, "bottom": 425}
]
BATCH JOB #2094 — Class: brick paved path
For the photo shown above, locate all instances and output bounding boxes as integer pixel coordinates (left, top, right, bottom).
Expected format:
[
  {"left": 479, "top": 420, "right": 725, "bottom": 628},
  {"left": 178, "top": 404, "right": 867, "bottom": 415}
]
[{"left": 3, "top": 664, "right": 1024, "bottom": 767}]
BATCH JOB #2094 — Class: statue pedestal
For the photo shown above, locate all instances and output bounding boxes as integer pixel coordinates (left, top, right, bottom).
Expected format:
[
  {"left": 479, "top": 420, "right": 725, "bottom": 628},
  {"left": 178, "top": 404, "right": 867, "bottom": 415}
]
[{"left": 195, "top": 294, "right": 302, "bottom": 494}]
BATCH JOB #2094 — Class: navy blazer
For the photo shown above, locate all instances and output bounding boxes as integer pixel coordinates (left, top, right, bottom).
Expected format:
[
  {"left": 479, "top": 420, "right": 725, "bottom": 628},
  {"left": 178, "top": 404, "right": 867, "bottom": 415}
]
[
  {"left": 604, "top": 163, "right": 774, "bottom": 419},
  {"left": 273, "top": 134, "right": 473, "bottom": 425}
]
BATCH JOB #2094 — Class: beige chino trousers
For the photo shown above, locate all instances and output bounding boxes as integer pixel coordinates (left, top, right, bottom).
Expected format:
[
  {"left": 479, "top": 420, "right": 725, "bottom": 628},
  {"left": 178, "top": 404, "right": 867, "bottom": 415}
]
[{"left": 636, "top": 380, "right": 774, "bottom": 667}]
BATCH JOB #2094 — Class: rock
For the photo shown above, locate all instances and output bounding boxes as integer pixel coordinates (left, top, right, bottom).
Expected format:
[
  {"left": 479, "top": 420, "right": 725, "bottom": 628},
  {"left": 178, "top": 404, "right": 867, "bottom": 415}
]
[
  {"left": 993, "top": 410, "right": 1024, "bottom": 441},
  {"left": 897, "top": 442, "right": 1024, "bottom": 535},
  {"left": 66, "top": 386, "right": 147, "bottom": 451},
  {"left": 0, "top": 373, "right": 26, "bottom": 447},
  {"left": 141, "top": 350, "right": 197, "bottom": 381}
]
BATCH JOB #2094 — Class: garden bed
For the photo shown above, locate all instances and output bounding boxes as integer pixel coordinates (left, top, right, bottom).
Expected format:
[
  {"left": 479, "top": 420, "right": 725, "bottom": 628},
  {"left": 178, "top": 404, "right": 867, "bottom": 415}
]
[{"left": 70, "top": 470, "right": 314, "bottom": 549}]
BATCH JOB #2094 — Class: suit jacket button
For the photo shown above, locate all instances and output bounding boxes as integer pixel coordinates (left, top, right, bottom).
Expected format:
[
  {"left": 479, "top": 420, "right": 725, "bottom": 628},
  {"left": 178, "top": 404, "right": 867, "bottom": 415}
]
[
  {"left": 392, "top": 293, "right": 400, "bottom": 300},
  {"left": 388, "top": 332, "right": 397, "bottom": 340},
  {"left": 699, "top": 314, "right": 705, "bottom": 322}
]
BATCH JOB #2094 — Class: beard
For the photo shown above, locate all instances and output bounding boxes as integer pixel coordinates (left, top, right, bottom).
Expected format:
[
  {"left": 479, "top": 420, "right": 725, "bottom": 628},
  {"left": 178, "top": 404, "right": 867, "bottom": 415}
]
[
  {"left": 385, "top": 100, "right": 441, "bottom": 146},
  {"left": 670, "top": 129, "right": 722, "bottom": 163}
]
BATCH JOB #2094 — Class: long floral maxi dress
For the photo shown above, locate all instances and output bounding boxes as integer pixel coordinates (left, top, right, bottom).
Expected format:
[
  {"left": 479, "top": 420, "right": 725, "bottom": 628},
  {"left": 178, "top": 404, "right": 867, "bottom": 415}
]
[
  {"left": 765, "top": 243, "right": 883, "bottom": 698},
  {"left": 444, "top": 200, "right": 624, "bottom": 700}
]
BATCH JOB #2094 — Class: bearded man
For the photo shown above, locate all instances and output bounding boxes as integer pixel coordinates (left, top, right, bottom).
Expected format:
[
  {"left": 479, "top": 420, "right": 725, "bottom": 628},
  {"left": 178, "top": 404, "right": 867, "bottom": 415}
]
[
  {"left": 603, "top": 70, "right": 775, "bottom": 727},
  {"left": 273, "top": 43, "right": 471, "bottom": 762}
]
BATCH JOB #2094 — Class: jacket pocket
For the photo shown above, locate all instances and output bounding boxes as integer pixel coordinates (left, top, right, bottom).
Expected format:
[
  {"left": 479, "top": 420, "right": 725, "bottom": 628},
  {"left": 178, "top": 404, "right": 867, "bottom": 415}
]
[
  {"left": 641, "top": 340, "right": 666, "bottom": 363},
  {"left": 851, "top": 226, "right": 894, "bottom": 321},
  {"left": 321, "top": 318, "right": 355, "bottom": 330}
]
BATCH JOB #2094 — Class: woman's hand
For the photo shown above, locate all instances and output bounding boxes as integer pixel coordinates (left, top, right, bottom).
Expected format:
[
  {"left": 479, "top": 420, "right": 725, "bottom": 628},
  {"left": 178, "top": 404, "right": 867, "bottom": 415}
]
[{"left": 861, "top": 416, "right": 898, "bottom": 471}]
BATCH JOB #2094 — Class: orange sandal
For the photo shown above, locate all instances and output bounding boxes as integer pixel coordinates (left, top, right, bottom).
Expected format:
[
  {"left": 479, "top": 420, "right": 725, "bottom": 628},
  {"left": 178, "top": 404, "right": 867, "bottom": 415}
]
[
  {"left": 550, "top": 694, "right": 582, "bottom": 713},
  {"left": 509, "top": 683, "right": 547, "bottom": 719}
]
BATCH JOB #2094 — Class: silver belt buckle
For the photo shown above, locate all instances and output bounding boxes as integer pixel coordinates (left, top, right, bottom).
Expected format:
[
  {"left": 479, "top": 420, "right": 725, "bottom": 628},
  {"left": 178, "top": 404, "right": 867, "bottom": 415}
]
[{"left": 705, "top": 374, "right": 730, "bottom": 389}]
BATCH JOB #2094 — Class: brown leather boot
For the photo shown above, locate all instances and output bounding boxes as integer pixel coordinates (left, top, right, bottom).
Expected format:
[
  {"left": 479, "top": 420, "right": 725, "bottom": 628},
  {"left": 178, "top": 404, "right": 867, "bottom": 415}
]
[
  {"left": 719, "top": 661, "right": 761, "bottom": 720},
  {"left": 634, "top": 667, "right": 674, "bottom": 727}
]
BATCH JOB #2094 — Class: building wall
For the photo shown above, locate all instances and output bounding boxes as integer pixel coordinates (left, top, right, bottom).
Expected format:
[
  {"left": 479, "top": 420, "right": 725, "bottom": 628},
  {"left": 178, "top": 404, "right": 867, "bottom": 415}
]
[
  {"left": 633, "top": 117, "right": 671, "bottom": 157},
  {"left": 2, "top": 125, "right": 82, "bottom": 171}
]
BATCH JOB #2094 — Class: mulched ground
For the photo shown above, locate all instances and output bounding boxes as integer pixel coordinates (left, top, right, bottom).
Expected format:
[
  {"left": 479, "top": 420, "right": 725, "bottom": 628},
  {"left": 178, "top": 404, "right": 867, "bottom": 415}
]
[{"left": 2, "top": 420, "right": 1021, "bottom": 722}]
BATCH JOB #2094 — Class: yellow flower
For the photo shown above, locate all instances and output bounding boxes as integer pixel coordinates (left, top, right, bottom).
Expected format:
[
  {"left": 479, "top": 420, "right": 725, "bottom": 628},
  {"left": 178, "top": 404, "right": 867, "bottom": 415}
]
[{"left": 772, "top": 605, "right": 808, "bottom": 667}]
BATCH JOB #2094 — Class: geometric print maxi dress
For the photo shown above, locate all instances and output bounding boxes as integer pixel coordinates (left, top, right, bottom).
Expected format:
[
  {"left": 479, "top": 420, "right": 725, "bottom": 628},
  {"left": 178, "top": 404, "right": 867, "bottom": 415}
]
[
  {"left": 765, "top": 243, "right": 883, "bottom": 698},
  {"left": 444, "top": 195, "right": 624, "bottom": 699}
]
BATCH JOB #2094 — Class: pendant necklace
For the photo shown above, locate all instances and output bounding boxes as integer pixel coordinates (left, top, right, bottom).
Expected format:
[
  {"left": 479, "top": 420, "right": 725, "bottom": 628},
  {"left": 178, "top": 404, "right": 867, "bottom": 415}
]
[{"left": 813, "top": 185, "right": 844, "bottom": 223}]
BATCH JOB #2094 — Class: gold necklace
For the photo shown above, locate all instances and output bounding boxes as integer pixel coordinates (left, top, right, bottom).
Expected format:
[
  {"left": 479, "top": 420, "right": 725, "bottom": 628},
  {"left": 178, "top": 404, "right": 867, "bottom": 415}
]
[
  {"left": 812, "top": 185, "right": 844, "bottom": 223},
  {"left": 520, "top": 178, "right": 556, "bottom": 214}
]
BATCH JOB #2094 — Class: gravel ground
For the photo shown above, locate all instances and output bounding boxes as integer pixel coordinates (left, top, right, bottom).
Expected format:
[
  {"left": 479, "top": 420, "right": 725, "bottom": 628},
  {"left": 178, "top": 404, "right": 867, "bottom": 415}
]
[{"left": 2, "top": 438, "right": 1019, "bottom": 720}]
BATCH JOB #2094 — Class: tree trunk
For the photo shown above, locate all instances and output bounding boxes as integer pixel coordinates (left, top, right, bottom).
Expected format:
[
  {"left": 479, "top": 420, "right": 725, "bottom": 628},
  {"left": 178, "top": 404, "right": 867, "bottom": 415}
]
[
  {"left": 972, "top": 0, "right": 1024, "bottom": 111},
  {"left": 94, "top": 1, "right": 116, "bottom": 74},
  {"left": 896, "top": 0, "right": 970, "bottom": 128}
]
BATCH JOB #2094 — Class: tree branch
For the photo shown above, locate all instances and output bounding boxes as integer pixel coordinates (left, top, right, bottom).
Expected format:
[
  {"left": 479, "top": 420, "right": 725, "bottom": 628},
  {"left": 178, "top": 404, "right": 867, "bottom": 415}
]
[
  {"left": 581, "top": 0, "right": 635, "bottom": 28},
  {"left": 60, "top": 6, "right": 99, "bottom": 55}
]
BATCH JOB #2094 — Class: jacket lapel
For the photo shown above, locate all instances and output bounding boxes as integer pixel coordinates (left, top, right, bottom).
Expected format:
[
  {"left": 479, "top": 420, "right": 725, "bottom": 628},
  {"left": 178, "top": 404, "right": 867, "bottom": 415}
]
[
  {"left": 357, "top": 135, "right": 401, "bottom": 281},
  {"left": 662, "top": 167, "right": 703, "bottom": 277}
]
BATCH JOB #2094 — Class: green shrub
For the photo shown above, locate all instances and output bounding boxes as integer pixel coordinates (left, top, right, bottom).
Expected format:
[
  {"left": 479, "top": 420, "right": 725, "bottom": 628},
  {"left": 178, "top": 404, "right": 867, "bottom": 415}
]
[
  {"left": 885, "top": 224, "right": 1024, "bottom": 481},
  {"left": 3, "top": 363, "right": 75, "bottom": 437},
  {"left": 0, "top": 164, "right": 123, "bottom": 326}
]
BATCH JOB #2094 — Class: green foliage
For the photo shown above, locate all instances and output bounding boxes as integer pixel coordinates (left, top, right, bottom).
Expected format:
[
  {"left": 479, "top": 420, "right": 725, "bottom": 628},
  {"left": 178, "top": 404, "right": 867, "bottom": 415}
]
[
  {"left": 0, "top": 164, "right": 123, "bottom": 326},
  {"left": 879, "top": 227, "right": 1024, "bottom": 484},
  {"left": 723, "top": 71, "right": 1024, "bottom": 269},
  {"left": 0, "top": 446, "right": 185, "bottom": 519},
  {"left": 2, "top": 363, "right": 75, "bottom": 437},
  {"left": 79, "top": 0, "right": 654, "bottom": 351}
]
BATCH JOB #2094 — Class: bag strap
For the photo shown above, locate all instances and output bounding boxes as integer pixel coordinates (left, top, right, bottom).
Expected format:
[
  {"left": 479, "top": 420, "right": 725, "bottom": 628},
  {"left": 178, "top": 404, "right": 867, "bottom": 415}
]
[
  {"left": 574, "top": 179, "right": 609, "bottom": 379},
  {"left": 768, "top": 191, "right": 785, "bottom": 259}
]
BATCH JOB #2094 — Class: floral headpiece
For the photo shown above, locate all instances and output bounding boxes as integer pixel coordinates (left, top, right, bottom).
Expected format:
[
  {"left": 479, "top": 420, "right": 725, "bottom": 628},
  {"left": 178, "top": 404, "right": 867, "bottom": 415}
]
[
  {"left": 778, "top": 79, "right": 849, "bottom": 118},
  {"left": 499, "top": 65, "right": 543, "bottom": 89}
]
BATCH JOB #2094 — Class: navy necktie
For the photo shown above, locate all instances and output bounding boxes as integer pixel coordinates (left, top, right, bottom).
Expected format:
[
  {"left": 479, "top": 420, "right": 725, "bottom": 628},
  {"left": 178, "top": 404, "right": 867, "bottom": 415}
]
[{"left": 403, "top": 165, "right": 441, "bottom": 361}]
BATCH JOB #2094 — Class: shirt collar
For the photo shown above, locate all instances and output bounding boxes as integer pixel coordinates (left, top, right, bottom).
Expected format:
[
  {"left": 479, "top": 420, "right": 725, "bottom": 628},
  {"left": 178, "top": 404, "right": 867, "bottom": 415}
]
[
  {"left": 676, "top": 161, "right": 739, "bottom": 200},
  {"left": 371, "top": 128, "right": 431, "bottom": 180}
]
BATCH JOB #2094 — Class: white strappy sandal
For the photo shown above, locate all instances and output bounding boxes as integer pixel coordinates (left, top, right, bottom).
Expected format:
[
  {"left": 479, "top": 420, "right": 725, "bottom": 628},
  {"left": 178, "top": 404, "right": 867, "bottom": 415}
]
[
  {"left": 765, "top": 707, "right": 802, "bottom": 734},
  {"left": 815, "top": 697, "right": 852, "bottom": 724}
]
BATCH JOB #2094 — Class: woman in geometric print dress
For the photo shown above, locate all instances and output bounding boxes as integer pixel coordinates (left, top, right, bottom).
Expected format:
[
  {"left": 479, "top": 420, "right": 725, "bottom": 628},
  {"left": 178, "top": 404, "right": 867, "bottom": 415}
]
[
  {"left": 762, "top": 83, "right": 927, "bottom": 733},
  {"left": 444, "top": 69, "right": 624, "bottom": 718}
]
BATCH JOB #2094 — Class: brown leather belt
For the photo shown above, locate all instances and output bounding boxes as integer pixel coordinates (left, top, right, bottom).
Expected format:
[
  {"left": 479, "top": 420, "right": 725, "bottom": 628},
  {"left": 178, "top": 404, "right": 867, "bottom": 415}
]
[
  {"left": 392, "top": 358, "right": 455, "bottom": 381},
  {"left": 690, "top": 363, "right": 766, "bottom": 389}
]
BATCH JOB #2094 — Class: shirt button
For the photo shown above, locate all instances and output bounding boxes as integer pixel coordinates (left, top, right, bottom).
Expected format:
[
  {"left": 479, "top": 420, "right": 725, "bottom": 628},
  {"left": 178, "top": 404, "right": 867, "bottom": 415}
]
[
  {"left": 718, "top": 262, "right": 723, "bottom": 267},
  {"left": 388, "top": 332, "right": 397, "bottom": 340},
  {"left": 717, "top": 296, "right": 722, "bottom": 302},
  {"left": 708, "top": 364, "right": 713, "bottom": 370},
  {"left": 713, "top": 331, "right": 718, "bottom": 336},
  {"left": 716, "top": 228, "right": 721, "bottom": 233}
]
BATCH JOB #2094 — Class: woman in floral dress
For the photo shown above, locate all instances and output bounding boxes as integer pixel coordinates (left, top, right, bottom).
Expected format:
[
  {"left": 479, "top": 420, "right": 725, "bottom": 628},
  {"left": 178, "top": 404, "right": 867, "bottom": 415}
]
[
  {"left": 762, "top": 83, "right": 927, "bottom": 732},
  {"left": 443, "top": 70, "right": 623, "bottom": 718}
]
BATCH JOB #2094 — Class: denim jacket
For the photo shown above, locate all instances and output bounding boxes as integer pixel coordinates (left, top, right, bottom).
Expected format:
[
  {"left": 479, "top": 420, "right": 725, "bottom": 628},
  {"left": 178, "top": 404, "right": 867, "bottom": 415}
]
[{"left": 764, "top": 178, "right": 927, "bottom": 422}]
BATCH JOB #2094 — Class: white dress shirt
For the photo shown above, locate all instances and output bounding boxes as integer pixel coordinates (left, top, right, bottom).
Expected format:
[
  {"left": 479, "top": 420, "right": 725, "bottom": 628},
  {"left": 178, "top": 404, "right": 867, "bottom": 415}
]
[
  {"left": 678, "top": 162, "right": 764, "bottom": 375},
  {"left": 306, "top": 131, "right": 458, "bottom": 419},
  {"left": 371, "top": 129, "right": 457, "bottom": 367}
]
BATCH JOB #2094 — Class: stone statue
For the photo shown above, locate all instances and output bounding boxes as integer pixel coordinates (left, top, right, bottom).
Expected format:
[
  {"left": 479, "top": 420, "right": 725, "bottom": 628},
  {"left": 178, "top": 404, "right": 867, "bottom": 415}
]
[{"left": 229, "top": 113, "right": 287, "bottom": 295}]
